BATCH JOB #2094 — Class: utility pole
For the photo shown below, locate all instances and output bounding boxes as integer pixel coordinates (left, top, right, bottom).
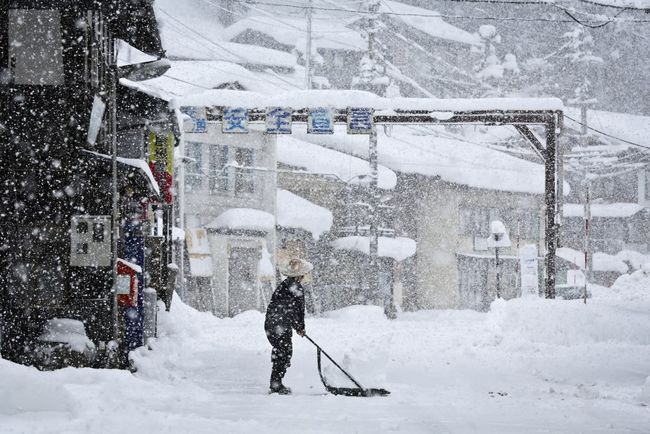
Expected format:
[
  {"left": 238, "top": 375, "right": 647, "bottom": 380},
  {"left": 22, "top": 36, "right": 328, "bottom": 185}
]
[
  {"left": 581, "top": 103, "right": 591, "bottom": 304},
  {"left": 305, "top": 0, "right": 313, "bottom": 90}
]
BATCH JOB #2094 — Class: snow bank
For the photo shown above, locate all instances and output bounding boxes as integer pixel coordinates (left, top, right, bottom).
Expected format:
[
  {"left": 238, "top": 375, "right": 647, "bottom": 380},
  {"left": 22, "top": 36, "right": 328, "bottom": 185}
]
[
  {"left": 486, "top": 298, "right": 650, "bottom": 347},
  {"left": 609, "top": 268, "right": 650, "bottom": 301},
  {"left": 0, "top": 359, "right": 75, "bottom": 415},
  {"left": 207, "top": 208, "right": 275, "bottom": 232},
  {"left": 276, "top": 189, "right": 333, "bottom": 240}
]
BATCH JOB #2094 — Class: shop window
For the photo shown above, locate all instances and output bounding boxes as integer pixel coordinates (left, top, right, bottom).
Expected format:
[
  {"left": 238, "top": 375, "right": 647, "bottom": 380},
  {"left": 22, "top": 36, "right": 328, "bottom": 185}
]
[
  {"left": 234, "top": 148, "right": 255, "bottom": 194},
  {"left": 185, "top": 142, "right": 204, "bottom": 192},
  {"left": 8, "top": 9, "right": 64, "bottom": 85},
  {"left": 209, "top": 144, "right": 229, "bottom": 194}
]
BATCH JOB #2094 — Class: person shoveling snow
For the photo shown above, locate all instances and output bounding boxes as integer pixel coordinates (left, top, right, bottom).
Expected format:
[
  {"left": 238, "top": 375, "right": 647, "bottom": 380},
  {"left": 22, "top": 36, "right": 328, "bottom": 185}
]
[{"left": 264, "top": 258, "right": 312, "bottom": 395}]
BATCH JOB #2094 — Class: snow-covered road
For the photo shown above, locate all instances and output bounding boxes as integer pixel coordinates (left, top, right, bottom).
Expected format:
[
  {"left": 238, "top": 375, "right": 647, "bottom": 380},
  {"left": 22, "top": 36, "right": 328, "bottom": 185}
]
[{"left": 2, "top": 286, "right": 649, "bottom": 434}]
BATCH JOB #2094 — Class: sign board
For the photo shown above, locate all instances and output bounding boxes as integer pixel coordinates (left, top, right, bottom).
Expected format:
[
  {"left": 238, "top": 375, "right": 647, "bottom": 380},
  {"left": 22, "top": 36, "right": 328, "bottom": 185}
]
[
  {"left": 181, "top": 106, "right": 207, "bottom": 133},
  {"left": 70, "top": 215, "right": 112, "bottom": 267},
  {"left": 148, "top": 131, "right": 174, "bottom": 204},
  {"left": 223, "top": 107, "right": 249, "bottom": 134},
  {"left": 265, "top": 107, "right": 292, "bottom": 134},
  {"left": 307, "top": 107, "right": 333, "bottom": 134},
  {"left": 347, "top": 107, "right": 373, "bottom": 134},
  {"left": 87, "top": 95, "right": 106, "bottom": 145},
  {"left": 519, "top": 244, "right": 539, "bottom": 297}
]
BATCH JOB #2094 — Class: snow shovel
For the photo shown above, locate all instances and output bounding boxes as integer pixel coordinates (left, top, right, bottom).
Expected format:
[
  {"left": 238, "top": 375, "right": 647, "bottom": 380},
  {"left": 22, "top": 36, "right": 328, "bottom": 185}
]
[{"left": 304, "top": 334, "right": 390, "bottom": 397}]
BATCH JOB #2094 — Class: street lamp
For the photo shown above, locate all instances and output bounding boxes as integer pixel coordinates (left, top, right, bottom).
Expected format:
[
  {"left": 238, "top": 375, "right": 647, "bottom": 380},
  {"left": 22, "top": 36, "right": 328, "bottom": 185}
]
[{"left": 487, "top": 220, "right": 511, "bottom": 300}]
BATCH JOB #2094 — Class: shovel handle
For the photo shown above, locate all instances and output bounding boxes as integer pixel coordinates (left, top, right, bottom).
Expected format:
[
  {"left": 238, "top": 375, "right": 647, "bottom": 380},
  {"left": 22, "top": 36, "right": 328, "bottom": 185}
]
[{"left": 304, "top": 334, "right": 366, "bottom": 391}]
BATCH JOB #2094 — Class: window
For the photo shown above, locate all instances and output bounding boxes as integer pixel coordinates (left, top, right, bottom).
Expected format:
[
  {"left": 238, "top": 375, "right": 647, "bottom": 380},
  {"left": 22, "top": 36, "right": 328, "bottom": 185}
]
[
  {"left": 511, "top": 209, "right": 539, "bottom": 241},
  {"left": 459, "top": 206, "right": 489, "bottom": 237},
  {"left": 8, "top": 9, "right": 64, "bottom": 85},
  {"left": 185, "top": 142, "right": 204, "bottom": 192},
  {"left": 234, "top": 148, "right": 255, "bottom": 194},
  {"left": 209, "top": 145, "right": 229, "bottom": 194}
]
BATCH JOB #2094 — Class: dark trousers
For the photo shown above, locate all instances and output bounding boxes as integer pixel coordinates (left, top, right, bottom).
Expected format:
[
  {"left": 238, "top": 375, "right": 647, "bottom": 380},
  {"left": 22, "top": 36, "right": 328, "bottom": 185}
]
[{"left": 266, "top": 329, "right": 292, "bottom": 387}]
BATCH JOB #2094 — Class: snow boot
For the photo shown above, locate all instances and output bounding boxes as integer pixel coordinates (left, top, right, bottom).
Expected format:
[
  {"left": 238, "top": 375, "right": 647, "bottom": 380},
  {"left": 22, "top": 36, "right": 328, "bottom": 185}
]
[{"left": 269, "top": 382, "right": 292, "bottom": 395}]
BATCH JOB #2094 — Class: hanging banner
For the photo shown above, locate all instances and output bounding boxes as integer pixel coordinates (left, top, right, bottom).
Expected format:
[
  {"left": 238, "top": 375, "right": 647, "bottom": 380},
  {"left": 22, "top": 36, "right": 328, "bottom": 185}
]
[
  {"left": 222, "top": 107, "right": 249, "bottom": 134},
  {"left": 180, "top": 106, "right": 207, "bottom": 133},
  {"left": 265, "top": 107, "right": 292, "bottom": 134},
  {"left": 307, "top": 107, "right": 333, "bottom": 134},
  {"left": 347, "top": 107, "right": 374, "bottom": 134},
  {"left": 148, "top": 131, "right": 174, "bottom": 204}
]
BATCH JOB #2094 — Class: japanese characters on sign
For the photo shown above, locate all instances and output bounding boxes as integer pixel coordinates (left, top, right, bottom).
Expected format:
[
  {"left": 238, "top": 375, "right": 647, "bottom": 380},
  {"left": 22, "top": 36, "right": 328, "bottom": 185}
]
[
  {"left": 307, "top": 107, "right": 334, "bottom": 134},
  {"left": 180, "top": 106, "right": 207, "bottom": 133},
  {"left": 265, "top": 107, "right": 292, "bottom": 134},
  {"left": 347, "top": 107, "right": 374, "bottom": 134},
  {"left": 222, "top": 107, "right": 249, "bottom": 134}
]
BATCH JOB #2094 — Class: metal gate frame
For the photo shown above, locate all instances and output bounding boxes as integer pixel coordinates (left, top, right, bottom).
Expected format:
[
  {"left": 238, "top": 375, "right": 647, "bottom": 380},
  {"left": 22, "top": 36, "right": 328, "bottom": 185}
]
[{"left": 210, "top": 107, "right": 563, "bottom": 299}]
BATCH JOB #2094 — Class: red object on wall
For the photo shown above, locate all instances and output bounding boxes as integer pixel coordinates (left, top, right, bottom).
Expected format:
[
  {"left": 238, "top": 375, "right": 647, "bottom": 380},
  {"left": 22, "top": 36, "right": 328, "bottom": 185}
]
[{"left": 117, "top": 259, "right": 140, "bottom": 308}]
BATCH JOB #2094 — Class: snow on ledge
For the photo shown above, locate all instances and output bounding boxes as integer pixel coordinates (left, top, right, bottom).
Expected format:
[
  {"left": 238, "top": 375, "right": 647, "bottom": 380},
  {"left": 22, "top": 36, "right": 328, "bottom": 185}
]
[
  {"left": 557, "top": 247, "right": 629, "bottom": 274},
  {"left": 117, "top": 258, "right": 142, "bottom": 274},
  {"left": 38, "top": 319, "right": 96, "bottom": 354},
  {"left": 207, "top": 208, "right": 275, "bottom": 233},
  {"left": 276, "top": 189, "right": 333, "bottom": 240},
  {"left": 83, "top": 150, "right": 160, "bottom": 196},
  {"left": 563, "top": 203, "right": 643, "bottom": 218},
  {"left": 332, "top": 236, "right": 417, "bottom": 262},
  {"left": 172, "top": 89, "right": 564, "bottom": 114}
]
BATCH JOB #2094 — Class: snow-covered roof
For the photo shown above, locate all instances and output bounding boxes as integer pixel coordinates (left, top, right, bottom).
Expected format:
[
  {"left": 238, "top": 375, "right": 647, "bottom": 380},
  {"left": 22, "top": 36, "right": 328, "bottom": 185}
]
[
  {"left": 169, "top": 89, "right": 564, "bottom": 113},
  {"left": 557, "top": 247, "right": 629, "bottom": 274},
  {"left": 84, "top": 151, "right": 160, "bottom": 196},
  {"left": 117, "top": 40, "right": 158, "bottom": 67},
  {"left": 276, "top": 189, "right": 333, "bottom": 240},
  {"left": 222, "top": 15, "right": 366, "bottom": 53},
  {"left": 207, "top": 208, "right": 275, "bottom": 233},
  {"left": 117, "top": 258, "right": 143, "bottom": 274},
  {"left": 277, "top": 136, "right": 397, "bottom": 190},
  {"left": 565, "top": 107, "right": 650, "bottom": 150},
  {"left": 380, "top": 1, "right": 481, "bottom": 47},
  {"left": 563, "top": 203, "right": 644, "bottom": 218},
  {"left": 121, "top": 60, "right": 303, "bottom": 102},
  {"left": 332, "top": 236, "right": 417, "bottom": 261}
]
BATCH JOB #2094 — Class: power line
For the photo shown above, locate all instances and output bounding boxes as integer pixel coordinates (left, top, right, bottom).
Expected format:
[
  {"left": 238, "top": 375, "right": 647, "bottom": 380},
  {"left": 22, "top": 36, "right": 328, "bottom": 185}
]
[
  {"left": 576, "top": 0, "right": 650, "bottom": 11},
  {"left": 230, "top": 0, "right": 650, "bottom": 24},
  {"left": 564, "top": 114, "right": 650, "bottom": 151}
]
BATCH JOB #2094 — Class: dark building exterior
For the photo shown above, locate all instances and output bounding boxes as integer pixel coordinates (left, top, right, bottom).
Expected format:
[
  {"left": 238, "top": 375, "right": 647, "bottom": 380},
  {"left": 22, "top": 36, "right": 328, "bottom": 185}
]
[{"left": 0, "top": 0, "right": 175, "bottom": 367}]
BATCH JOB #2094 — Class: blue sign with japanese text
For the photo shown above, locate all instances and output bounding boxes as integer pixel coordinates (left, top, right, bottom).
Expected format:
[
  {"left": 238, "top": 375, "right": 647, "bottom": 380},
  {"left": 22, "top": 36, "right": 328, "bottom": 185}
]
[
  {"left": 347, "top": 107, "right": 374, "bottom": 134},
  {"left": 222, "top": 107, "right": 249, "bottom": 134},
  {"left": 307, "top": 107, "right": 333, "bottom": 134},
  {"left": 266, "top": 107, "right": 292, "bottom": 134},
  {"left": 180, "top": 106, "right": 207, "bottom": 133}
]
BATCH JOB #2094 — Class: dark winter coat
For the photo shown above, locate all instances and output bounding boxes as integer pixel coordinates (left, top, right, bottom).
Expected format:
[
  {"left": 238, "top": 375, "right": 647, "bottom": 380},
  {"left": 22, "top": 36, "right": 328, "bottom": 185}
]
[{"left": 264, "top": 277, "right": 305, "bottom": 336}]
